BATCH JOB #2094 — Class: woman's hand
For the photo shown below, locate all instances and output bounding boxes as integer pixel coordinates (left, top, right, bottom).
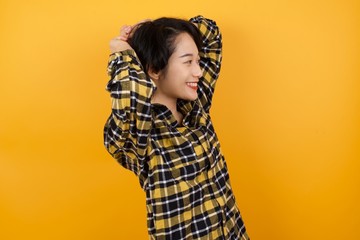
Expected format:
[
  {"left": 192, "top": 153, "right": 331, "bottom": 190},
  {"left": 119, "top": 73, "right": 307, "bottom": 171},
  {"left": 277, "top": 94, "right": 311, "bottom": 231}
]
[
  {"left": 109, "top": 25, "right": 133, "bottom": 54},
  {"left": 109, "top": 20, "right": 151, "bottom": 54}
]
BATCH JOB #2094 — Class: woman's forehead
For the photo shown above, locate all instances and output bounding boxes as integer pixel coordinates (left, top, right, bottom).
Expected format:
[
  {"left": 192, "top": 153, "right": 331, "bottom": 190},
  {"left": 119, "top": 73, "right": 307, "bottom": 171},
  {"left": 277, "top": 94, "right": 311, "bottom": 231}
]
[{"left": 172, "top": 33, "right": 199, "bottom": 57}]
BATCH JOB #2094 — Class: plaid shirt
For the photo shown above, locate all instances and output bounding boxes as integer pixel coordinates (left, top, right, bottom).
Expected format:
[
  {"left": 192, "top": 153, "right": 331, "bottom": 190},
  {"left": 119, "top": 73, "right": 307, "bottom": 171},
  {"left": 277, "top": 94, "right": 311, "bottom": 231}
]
[{"left": 104, "top": 16, "right": 249, "bottom": 240}]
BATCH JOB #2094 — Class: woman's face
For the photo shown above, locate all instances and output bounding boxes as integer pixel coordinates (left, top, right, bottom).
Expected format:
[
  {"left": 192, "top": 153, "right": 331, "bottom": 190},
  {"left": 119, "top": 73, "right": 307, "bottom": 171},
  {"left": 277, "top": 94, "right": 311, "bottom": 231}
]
[{"left": 155, "top": 32, "right": 202, "bottom": 101}]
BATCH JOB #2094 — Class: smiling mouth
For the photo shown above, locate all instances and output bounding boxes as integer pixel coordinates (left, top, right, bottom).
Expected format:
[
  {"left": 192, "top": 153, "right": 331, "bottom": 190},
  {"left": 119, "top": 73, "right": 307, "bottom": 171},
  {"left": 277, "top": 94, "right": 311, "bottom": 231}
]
[{"left": 186, "top": 82, "right": 198, "bottom": 90}]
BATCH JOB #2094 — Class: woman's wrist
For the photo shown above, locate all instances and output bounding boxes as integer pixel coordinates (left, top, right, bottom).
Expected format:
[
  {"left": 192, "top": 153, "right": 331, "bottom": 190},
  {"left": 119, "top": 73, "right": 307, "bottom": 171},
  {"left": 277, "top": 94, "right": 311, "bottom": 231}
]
[{"left": 109, "top": 39, "right": 133, "bottom": 54}]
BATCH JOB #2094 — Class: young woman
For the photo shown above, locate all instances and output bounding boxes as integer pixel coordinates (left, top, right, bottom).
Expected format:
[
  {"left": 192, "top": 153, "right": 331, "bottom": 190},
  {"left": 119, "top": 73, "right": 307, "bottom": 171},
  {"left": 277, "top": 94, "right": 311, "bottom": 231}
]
[{"left": 104, "top": 15, "right": 249, "bottom": 239}]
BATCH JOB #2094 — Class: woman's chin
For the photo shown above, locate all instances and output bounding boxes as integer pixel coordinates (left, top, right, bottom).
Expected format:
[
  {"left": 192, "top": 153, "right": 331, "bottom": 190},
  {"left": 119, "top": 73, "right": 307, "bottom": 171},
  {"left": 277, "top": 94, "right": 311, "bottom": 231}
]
[{"left": 183, "top": 94, "right": 198, "bottom": 101}]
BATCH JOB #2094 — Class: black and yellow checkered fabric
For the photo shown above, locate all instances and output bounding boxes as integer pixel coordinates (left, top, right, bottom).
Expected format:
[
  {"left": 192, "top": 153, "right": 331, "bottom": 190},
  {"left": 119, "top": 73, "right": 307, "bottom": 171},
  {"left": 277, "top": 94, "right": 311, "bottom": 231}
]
[{"left": 104, "top": 15, "right": 249, "bottom": 240}]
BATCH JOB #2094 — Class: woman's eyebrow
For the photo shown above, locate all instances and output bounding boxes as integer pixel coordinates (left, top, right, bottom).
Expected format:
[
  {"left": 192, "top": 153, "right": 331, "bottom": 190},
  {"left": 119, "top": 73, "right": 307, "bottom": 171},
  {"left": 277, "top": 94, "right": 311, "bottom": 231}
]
[
  {"left": 179, "top": 53, "right": 193, "bottom": 58},
  {"left": 179, "top": 53, "right": 199, "bottom": 58}
]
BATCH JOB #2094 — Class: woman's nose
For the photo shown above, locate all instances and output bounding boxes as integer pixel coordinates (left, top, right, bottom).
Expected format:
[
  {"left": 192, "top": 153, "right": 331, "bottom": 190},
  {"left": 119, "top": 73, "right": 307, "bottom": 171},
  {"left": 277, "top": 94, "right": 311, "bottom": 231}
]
[{"left": 193, "top": 63, "right": 202, "bottom": 78}]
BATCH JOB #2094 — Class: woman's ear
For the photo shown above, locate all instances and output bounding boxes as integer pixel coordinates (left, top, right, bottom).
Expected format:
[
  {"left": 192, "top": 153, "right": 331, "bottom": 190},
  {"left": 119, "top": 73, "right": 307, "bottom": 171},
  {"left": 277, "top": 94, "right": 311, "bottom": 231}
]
[{"left": 148, "top": 68, "right": 161, "bottom": 85}]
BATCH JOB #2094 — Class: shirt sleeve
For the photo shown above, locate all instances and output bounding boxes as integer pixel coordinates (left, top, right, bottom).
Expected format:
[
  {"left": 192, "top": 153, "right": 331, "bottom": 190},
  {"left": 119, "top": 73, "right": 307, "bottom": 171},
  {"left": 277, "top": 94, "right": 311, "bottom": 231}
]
[
  {"left": 190, "top": 15, "right": 223, "bottom": 113},
  {"left": 103, "top": 49, "right": 154, "bottom": 187}
]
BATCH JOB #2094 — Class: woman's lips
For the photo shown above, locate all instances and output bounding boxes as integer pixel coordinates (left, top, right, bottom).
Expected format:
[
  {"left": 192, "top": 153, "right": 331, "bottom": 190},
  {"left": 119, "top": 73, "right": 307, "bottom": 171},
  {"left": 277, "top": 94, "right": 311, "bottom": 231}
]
[{"left": 186, "top": 82, "right": 198, "bottom": 90}]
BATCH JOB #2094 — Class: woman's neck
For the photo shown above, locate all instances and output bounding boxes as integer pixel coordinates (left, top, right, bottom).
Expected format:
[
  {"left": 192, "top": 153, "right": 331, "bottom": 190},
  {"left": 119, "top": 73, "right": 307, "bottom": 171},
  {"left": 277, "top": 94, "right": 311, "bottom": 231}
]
[{"left": 151, "top": 93, "right": 183, "bottom": 124}]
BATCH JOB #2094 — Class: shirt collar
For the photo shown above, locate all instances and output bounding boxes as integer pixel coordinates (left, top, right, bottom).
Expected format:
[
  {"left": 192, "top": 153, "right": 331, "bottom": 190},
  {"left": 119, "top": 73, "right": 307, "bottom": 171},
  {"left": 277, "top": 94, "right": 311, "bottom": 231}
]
[{"left": 151, "top": 99, "right": 205, "bottom": 128}]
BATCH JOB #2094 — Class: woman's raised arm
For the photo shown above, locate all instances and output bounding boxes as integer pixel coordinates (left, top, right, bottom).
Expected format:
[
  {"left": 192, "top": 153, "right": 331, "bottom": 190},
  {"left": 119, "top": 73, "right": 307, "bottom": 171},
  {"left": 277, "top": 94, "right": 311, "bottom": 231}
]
[
  {"left": 190, "top": 15, "right": 222, "bottom": 113},
  {"left": 104, "top": 25, "right": 155, "bottom": 189}
]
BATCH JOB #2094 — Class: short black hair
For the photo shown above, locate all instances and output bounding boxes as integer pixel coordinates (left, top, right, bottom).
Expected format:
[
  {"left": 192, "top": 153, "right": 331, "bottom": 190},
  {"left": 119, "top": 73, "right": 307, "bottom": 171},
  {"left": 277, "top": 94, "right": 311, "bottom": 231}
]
[{"left": 128, "top": 17, "right": 202, "bottom": 75}]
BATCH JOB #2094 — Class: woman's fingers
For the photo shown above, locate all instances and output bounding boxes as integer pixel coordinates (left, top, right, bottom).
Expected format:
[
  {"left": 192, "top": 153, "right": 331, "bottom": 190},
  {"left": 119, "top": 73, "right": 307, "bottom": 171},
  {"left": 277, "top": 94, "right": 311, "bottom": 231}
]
[
  {"left": 116, "top": 19, "right": 151, "bottom": 41},
  {"left": 114, "top": 36, "right": 127, "bottom": 41},
  {"left": 119, "top": 25, "right": 132, "bottom": 40}
]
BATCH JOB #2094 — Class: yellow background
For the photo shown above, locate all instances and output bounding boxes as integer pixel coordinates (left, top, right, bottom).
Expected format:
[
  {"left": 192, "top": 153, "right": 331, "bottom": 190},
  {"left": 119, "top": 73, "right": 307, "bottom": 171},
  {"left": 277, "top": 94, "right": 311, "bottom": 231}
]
[{"left": 1, "top": 0, "right": 359, "bottom": 239}]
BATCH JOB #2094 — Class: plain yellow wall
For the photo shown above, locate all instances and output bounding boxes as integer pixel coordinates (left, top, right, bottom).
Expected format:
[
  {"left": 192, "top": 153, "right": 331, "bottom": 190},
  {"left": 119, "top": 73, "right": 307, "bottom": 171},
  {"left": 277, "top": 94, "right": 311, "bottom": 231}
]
[{"left": 1, "top": 0, "right": 359, "bottom": 239}]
